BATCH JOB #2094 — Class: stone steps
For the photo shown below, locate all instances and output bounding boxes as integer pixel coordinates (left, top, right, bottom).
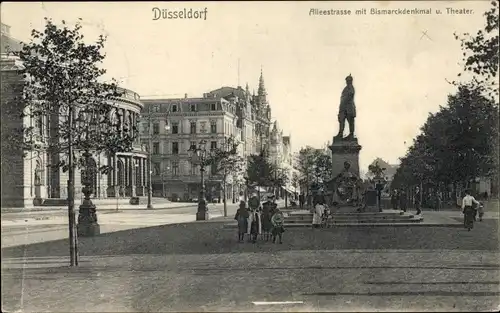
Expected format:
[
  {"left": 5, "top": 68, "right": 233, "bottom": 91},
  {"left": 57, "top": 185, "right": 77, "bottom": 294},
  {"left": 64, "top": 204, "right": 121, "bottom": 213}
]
[{"left": 285, "top": 218, "right": 422, "bottom": 224}]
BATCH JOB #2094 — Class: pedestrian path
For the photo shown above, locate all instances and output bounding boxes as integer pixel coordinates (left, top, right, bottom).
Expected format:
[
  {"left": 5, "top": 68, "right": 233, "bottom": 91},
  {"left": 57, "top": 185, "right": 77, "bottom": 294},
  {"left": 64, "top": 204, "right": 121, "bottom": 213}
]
[
  {"left": 1, "top": 212, "right": 224, "bottom": 248},
  {"left": 0, "top": 201, "right": 197, "bottom": 213}
]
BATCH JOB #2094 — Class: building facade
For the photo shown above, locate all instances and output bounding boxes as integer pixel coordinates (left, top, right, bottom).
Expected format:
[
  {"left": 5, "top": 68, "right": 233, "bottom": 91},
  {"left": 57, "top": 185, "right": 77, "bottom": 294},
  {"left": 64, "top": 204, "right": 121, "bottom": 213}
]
[
  {"left": 138, "top": 71, "right": 292, "bottom": 202},
  {"left": 0, "top": 24, "right": 147, "bottom": 208}
]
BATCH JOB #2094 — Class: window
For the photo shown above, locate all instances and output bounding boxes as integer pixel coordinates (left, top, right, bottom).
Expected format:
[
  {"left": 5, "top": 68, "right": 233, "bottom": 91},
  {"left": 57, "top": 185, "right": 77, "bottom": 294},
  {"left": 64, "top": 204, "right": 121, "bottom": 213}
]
[
  {"left": 190, "top": 122, "right": 196, "bottom": 134},
  {"left": 211, "top": 141, "right": 217, "bottom": 150},
  {"left": 153, "top": 163, "right": 161, "bottom": 175},
  {"left": 211, "top": 163, "right": 217, "bottom": 175},
  {"left": 153, "top": 123, "right": 160, "bottom": 135},
  {"left": 210, "top": 123, "right": 217, "bottom": 134},
  {"left": 172, "top": 142, "right": 179, "bottom": 154},
  {"left": 152, "top": 104, "right": 160, "bottom": 113},
  {"left": 172, "top": 104, "right": 178, "bottom": 112},
  {"left": 190, "top": 104, "right": 196, "bottom": 112},
  {"left": 190, "top": 141, "right": 196, "bottom": 151},
  {"left": 153, "top": 142, "right": 160, "bottom": 154},
  {"left": 211, "top": 103, "right": 216, "bottom": 110},
  {"left": 36, "top": 116, "right": 44, "bottom": 135},
  {"left": 190, "top": 161, "right": 197, "bottom": 175},
  {"left": 172, "top": 122, "right": 179, "bottom": 134},
  {"left": 172, "top": 161, "right": 179, "bottom": 177}
]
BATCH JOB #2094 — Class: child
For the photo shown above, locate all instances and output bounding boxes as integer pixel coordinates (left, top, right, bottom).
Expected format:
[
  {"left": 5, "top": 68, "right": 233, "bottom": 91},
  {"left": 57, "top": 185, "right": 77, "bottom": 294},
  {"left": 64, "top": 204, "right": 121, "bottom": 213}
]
[
  {"left": 234, "top": 201, "right": 249, "bottom": 242},
  {"left": 271, "top": 208, "right": 285, "bottom": 244}
]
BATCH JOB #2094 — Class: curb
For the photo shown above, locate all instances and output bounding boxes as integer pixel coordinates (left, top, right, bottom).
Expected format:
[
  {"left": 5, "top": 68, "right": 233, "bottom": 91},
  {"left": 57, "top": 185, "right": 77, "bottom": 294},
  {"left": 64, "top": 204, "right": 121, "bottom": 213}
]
[{"left": 0, "top": 204, "right": 198, "bottom": 214}]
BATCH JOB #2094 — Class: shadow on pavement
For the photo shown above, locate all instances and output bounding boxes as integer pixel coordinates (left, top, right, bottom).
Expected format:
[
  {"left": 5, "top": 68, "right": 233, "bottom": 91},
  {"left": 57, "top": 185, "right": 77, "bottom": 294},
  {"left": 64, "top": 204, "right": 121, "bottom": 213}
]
[{"left": 1, "top": 220, "right": 499, "bottom": 259}]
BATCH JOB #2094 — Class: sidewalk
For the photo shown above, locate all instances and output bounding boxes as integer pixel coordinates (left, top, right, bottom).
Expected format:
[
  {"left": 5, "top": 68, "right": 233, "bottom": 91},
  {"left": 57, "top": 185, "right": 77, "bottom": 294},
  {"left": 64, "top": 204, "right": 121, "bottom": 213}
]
[
  {"left": 1, "top": 209, "right": 226, "bottom": 248},
  {"left": 1, "top": 201, "right": 197, "bottom": 213}
]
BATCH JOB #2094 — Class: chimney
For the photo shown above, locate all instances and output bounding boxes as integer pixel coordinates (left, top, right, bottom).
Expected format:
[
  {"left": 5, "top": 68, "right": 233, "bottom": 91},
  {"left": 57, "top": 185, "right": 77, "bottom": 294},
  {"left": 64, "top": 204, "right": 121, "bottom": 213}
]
[{"left": 184, "top": 93, "right": 188, "bottom": 99}]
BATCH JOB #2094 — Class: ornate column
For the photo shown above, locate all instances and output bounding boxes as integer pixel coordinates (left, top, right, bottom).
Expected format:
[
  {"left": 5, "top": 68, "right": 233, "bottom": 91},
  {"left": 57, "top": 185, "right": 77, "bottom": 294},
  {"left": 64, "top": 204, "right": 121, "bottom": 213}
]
[
  {"left": 113, "top": 155, "right": 119, "bottom": 197},
  {"left": 130, "top": 156, "right": 137, "bottom": 198},
  {"left": 142, "top": 157, "right": 146, "bottom": 196}
]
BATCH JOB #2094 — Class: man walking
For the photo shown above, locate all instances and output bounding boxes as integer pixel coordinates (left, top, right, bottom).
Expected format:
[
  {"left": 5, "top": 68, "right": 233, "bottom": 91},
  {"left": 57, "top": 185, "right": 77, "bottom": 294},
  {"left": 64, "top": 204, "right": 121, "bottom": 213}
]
[
  {"left": 414, "top": 186, "right": 422, "bottom": 216},
  {"left": 299, "top": 193, "right": 305, "bottom": 209}
]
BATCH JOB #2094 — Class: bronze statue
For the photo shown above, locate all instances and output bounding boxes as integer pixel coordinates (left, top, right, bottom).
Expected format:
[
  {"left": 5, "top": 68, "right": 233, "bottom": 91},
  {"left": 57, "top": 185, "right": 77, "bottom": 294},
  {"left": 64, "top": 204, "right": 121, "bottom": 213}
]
[{"left": 335, "top": 74, "right": 356, "bottom": 140}]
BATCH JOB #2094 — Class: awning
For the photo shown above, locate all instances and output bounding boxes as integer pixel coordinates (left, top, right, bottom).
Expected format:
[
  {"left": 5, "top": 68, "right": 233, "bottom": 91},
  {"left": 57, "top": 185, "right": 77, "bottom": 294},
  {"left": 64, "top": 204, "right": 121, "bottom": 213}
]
[{"left": 282, "top": 186, "right": 295, "bottom": 194}]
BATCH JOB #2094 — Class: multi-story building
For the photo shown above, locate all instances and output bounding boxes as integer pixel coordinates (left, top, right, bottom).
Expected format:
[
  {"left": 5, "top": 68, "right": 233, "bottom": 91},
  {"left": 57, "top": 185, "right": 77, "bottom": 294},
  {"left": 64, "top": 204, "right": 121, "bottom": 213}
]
[
  {"left": 0, "top": 23, "right": 147, "bottom": 208},
  {"left": 139, "top": 71, "right": 280, "bottom": 202}
]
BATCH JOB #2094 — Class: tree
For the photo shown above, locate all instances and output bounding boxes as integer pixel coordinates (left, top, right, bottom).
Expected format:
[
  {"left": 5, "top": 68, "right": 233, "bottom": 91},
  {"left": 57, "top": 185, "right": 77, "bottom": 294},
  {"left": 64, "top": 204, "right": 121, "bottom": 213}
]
[
  {"left": 392, "top": 86, "right": 498, "bottom": 195},
  {"left": 296, "top": 146, "right": 317, "bottom": 196},
  {"left": 297, "top": 147, "right": 332, "bottom": 195},
  {"left": 246, "top": 150, "right": 275, "bottom": 200},
  {"left": 291, "top": 172, "right": 300, "bottom": 195},
  {"left": 368, "top": 161, "right": 386, "bottom": 178},
  {"left": 6, "top": 18, "right": 135, "bottom": 266},
  {"left": 454, "top": 1, "right": 499, "bottom": 99},
  {"left": 208, "top": 137, "right": 244, "bottom": 217},
  {"left": 312, "top": 152, "right": 332, "bottom": 192},
  {"left": 271, "top": 166, "right": 290, "bottom": 198}
]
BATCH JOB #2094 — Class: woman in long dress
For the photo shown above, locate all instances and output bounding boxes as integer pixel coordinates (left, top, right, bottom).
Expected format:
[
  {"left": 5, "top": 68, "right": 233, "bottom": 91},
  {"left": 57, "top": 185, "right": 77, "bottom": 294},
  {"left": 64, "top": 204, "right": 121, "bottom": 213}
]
[
  {"left": 248, "top": 208, "right": 262, "bottom": 243},
  {"left": 234, "top": 201, "right": 249, "bottom": 242},
  {"left": 462, "top": 189, "right": 481, "bottom": 231},
  {"left": 261, "top": 203, "right": 273, "bottom": 241},
  {"left": 312, "top": 198, "right": 324, "bottom": 228}
]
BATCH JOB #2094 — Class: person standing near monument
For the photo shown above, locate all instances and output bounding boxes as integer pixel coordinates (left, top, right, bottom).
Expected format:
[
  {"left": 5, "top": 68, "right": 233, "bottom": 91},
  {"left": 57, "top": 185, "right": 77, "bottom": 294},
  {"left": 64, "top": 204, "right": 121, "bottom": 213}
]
[
  {"left": 234, "top": 201, "right": 249, "bottom": 243},
  {"left": 312, "top": 197, "right": 326, "bottom": 228},
  {"left": 335, "top": 74, "right": 356, "bottom": 140},
  {"left": 399, "top": 188, "right": 408, "bottom": 212},
  {"left": 461, "top": 189, "right": 481, "bottom": 231},
  {"left": 414, "top": 186, "right": 422, "bottom": 216}
]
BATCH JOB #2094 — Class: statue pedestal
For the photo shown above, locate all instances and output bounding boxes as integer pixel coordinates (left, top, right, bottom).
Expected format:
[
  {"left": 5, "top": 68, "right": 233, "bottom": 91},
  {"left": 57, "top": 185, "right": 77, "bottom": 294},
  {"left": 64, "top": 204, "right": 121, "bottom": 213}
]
[{"left": 329, "top": 138, "right": 362, "bottom": 178}]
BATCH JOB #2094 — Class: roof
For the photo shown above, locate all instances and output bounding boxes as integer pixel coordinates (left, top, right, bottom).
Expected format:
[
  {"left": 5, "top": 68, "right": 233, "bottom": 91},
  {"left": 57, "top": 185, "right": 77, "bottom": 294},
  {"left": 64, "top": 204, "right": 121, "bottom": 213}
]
[
  {"left": 369, "top": 157, "right": 399, "bottom": 179},
  {"left": 208, "top": 86, "right": 247, "bottom": 100},
  {"left": 1, "top": 30, "right": 22, "bottom": 55}
]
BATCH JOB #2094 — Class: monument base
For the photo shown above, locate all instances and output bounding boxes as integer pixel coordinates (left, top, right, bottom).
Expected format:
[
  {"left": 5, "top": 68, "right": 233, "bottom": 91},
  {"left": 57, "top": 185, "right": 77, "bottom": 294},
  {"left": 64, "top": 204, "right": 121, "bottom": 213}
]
[{"left": 329, "top": 138, "right": 362, "bottom": 178}]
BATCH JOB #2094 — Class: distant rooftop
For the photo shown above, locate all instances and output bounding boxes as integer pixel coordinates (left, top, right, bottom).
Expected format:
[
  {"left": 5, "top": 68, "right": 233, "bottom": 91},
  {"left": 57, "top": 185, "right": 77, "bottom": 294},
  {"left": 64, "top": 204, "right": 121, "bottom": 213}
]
[{"left": 1, "top": 23, "right": 22, "bottom": 55}]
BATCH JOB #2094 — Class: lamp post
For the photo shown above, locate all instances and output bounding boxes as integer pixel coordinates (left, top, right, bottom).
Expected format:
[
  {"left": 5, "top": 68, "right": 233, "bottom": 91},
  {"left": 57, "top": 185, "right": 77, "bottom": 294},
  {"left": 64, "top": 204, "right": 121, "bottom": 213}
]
[
  {"left": 161, "top": 167, "right": 171, "bottom": 198},
  {"left": 77, "top": 150, "right": 100, "bottom": 236},
  {"left": 162, "top": 123, "right": 171, "bottom": 198},
  {"left": 147, "top": 106, "right": 154, "bottom": 209},
  {"left": 188, "top": 139, "right": 213, "bottom": 221}
]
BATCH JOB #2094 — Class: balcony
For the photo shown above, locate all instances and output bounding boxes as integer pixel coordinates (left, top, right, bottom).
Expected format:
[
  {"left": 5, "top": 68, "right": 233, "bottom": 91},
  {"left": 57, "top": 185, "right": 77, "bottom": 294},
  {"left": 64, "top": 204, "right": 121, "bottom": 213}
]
[{"left": 117, "top": 87, "right": 140, "bottom": 101}]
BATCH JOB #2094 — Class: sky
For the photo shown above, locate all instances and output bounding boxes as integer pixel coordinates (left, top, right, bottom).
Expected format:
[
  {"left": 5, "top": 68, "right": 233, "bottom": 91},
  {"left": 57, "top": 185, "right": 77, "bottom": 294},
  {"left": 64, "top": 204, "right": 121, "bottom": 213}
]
[{"left": 1, "top": 1, "right": 493, "bottom": 171}]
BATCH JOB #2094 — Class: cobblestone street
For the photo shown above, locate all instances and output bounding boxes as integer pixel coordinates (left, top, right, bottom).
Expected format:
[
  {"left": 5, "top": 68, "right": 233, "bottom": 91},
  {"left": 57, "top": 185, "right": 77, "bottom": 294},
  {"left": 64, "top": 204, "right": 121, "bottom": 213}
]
[{"left": 2, "top": 220, "right": 499, "bottom": 312}]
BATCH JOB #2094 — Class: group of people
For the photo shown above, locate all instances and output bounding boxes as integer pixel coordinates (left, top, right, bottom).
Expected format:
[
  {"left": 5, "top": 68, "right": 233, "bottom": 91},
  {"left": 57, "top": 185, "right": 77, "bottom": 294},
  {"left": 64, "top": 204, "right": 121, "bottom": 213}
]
[
  {"left": 390, "top": 186, "right": 423, "bottom": 215},
  {"left": 234, "top": 199, "right": 286, "bottom": 244}
]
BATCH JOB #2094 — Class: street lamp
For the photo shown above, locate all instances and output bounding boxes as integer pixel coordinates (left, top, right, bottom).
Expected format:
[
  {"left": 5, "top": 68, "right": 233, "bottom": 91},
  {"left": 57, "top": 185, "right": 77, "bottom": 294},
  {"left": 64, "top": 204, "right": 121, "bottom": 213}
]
[
  {"left": 147, "top": 106, "right": 154, "bottom": 209},
  {"left": 162, "top": 166, "right": 171, "bottom": 198},
  {"left": 162, "top": 123, "right": 171, "bottom": 198},
  {"left": 188, "top": 139, "right": 213, "bottom": 221}
]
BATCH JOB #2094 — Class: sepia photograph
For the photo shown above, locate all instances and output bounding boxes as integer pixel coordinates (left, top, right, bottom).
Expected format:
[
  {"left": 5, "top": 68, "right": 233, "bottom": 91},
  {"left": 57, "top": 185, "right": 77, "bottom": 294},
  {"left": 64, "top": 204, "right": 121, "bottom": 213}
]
[{"left": 1, "top": 1, "right": 499, "bottom": 312}]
